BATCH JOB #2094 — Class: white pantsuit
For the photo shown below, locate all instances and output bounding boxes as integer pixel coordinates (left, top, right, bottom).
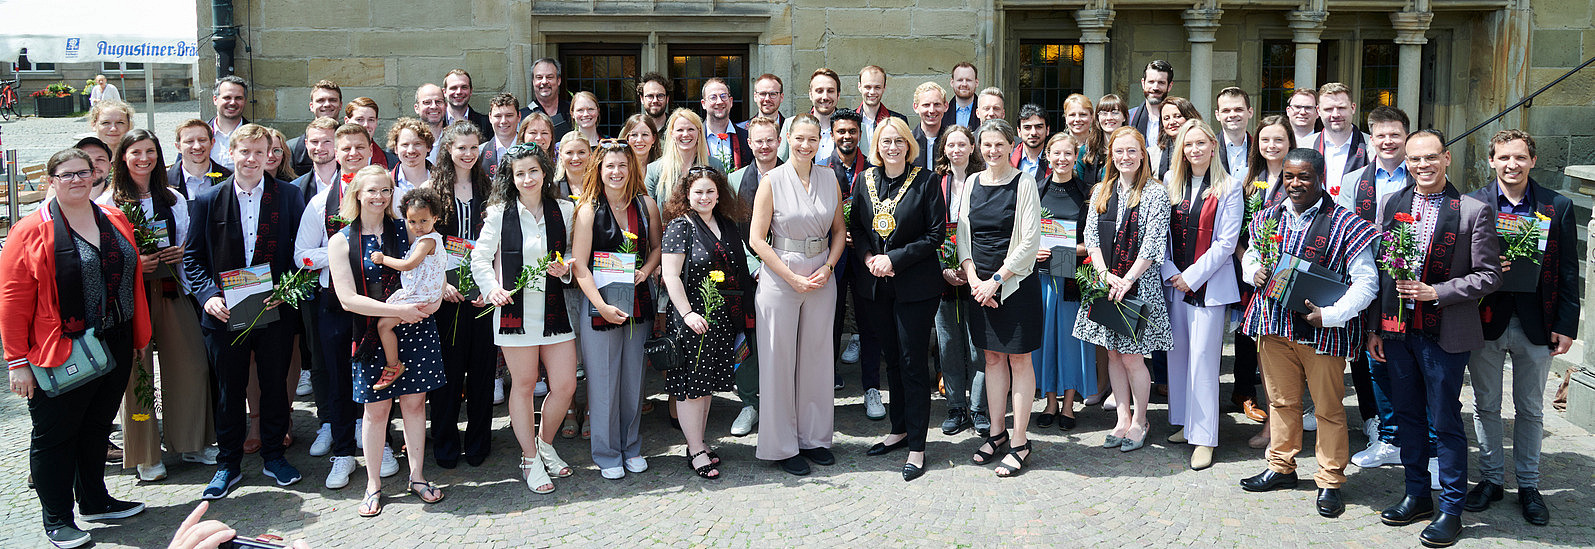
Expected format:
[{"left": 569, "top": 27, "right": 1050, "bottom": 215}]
[{"left": 1161, "top": 178, "right": 1243, "bottom": 448}]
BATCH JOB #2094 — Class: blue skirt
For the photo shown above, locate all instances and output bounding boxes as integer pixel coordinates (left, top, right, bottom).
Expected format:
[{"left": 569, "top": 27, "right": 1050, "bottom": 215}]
[
  {"left": 352, "top": 318, "right": 447, "bottom": 404},
  {"left": 1033, "top": 273, "right": 1096, "bottom": 396}
]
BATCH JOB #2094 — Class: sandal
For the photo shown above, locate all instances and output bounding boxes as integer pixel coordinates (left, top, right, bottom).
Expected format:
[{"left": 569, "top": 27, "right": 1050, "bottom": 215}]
[
  {"left": 996, "top": 441, "right": 1033, "bottom": 477},
  {"left": 243, "top": 414, "right": 262, "bottom": 454},
  {"left": 559, "top": 410, "right": 578, "bottom": 439},
  {"left": 372, "top": 362, "right": 405, "bottom": 391},
  {"left": 581, "top": 411, "right": 591, "bottom": 440},
  {"left": 537, "top": 438, "right": 572, "bottom": 478},
  {"left": 687, "top": 449, "right": 721, "bottom": 479},
  {"left": 971, "top": 431, "right": 1009, "bottom": 465},
  {"left": 518, "top": 455, "right": 555, "bottom": 494},
  {"left": 684, "top": 447, "right": 723, "bottom": 467},
  {"left": 408, "top": 480, "right": 445, "bottom": 504},
  {"left": 357, "top": 490, "right": 383, "bottom": 517}
]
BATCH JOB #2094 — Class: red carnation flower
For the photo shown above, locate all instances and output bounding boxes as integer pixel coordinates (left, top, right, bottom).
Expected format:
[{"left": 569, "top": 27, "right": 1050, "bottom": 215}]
[
  {"left": 1082, "top": 256, "right": 1092, "bottom": 265},
  {"left": 341, "top": 173, "right": 355, "bottom": 184},
  {"left": 1270, "top": 234, "right": 1284, "bottom": 243},
  {"left": 1329, "top": 185, "right": 1341, "bottom": 196},
  {"left": 1393, "top": 212, "right": 1415, "bottom": 224},
  {"left": 302, "top": 258, "right": 314, "bottom": 268}
]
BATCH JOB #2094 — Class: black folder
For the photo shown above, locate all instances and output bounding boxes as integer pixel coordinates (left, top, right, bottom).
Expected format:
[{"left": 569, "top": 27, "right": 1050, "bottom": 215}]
[
  {"left": 1087, "top": 296, "right": 1146, "bottom": 338},
  {"left": 1281, "top": 262, "right": 1351, "bottom": 315}
]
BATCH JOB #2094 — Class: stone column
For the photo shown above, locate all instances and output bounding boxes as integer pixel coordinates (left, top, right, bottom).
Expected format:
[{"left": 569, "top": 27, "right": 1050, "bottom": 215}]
[
  {"left": 1183, "top": 8, "right": 1224, "bottom": 115},
  {"left": 1075, "top": 9, "right": 1116, "bottom": 100},
  {"left": 1287, "top": 11, "right": 1329, "bottom": 91},
  {"left": 1390, "top": 10, "right": 1434, "bottom": 118}
]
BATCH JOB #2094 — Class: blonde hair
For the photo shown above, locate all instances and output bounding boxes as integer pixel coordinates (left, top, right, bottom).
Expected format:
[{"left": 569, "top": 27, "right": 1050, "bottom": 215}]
[
  {"left": 1165, "top": 119, "right": 1232, "bottom": 205},
  {"left": 1092, "top": 126, "right": 1152, "bottom": 214},
  {"left": 338, "top": 165, "right": 396, "bottom": 222},
  {"left": 656, "top": 108, "right": 710, "bottom": 203},
  {"left": 89, "top": 99, "right": 134, "bottom": 126},
  {"left": 913, "top": 81, "right": 947, "bottom": 105},
  {"left": 555, "top": 131, "right": 592, "bottom": 183},
  {"left": 867, "top": 117, "right": 918, "bottom": 167}
]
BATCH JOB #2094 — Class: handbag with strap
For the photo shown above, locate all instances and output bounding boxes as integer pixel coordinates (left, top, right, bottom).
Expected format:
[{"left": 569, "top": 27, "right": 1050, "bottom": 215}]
[
  {"left": 645, "top": 314, "right": 687, "bottom": 373},
  {"left": 30, "top": 327, "right": 116, "bottom": 398}
]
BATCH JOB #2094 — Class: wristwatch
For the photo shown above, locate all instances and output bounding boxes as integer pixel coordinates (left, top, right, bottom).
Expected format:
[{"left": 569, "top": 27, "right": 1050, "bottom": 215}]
[{"left": 991, "top": 273, "right": 1004, "bottom": 284}]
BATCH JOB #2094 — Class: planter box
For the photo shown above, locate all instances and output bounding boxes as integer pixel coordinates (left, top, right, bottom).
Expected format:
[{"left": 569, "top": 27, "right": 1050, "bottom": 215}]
[{"left": 34, "top": 96, "right": 75, "bottom": 117}]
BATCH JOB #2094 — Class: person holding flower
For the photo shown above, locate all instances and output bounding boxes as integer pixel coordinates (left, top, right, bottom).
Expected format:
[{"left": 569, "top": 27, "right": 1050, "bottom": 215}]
[
  {"left": 1235, "top": 149, "right": 1379, "bottom": 519},
  {"left": 1232, "top": 114, "right": 1298, "bottom": 447},
  {"left": 1031, "top": 132, "right": 1094, "bottom": 432},
  {"left": 1365, "top": 130, "right": 1500, "bottom": 547},
  {"left": 471, "top": 143, "right": 579, "bottom": 493},
  {"left": 932, "top": 124, "right": 989, "bottom": 437},
  {"left": 660, "top": 166, "right": 753, "bottom": 480},
  {"left": 571, "top": 141, "right": 663, "bottom": 479},
  {"left": 100, "top": 130, "right": 216, "bottom": 482}
]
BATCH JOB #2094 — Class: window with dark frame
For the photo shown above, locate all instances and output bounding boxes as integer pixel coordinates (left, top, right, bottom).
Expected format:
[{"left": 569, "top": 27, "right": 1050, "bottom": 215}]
[
  {"left": 559, "top": 43, "right": 642, "bottom": 138},
  {"left": 1016, "top": 40, "right": 1084, "bottom": 124},
  {"left": 1259, "top": 40, "right": 1296, "bottom": 116},
  {"left": 101, "top": 62, "right": 145, "bottom": 73},
  {"left": 1359, "top": 40, "right": 1399, "bottom": 126},
  {"left": 669, "top": 45, "right": 749, "bottom": 126},
  {"left": 13, "top": 49, "right": 56, "bottom": 72}
]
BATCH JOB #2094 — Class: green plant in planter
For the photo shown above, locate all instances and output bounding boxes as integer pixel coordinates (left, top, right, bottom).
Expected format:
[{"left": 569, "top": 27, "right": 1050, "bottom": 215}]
[{"left": 82, "top": 79, "right": 94, "bottom": 95}]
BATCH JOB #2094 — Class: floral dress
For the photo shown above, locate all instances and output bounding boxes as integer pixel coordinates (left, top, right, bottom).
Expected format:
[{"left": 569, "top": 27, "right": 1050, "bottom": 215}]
[{"left": 1072, "top": 181, "right": 1174, "bottom": 354}]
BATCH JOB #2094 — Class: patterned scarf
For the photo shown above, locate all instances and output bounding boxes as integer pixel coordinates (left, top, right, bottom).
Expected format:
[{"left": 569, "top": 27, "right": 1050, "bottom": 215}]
[
  {"left": 1097, "top": 186, "right": 1143, "bottom": 286},
  {"left": 323, "top": 176, "right": 345, "bottom": 237},
  {"left": 1377, "top": 183, "right": 1461, "bottom": 338},
  {"left": 1170, "top": 171, "right": 1218, "bottom": 305},
  {"left": 51, "top": 200, "right": 130, "bottom": 337},
  {"left": 1315, "top": 129, "right": 1370, "bottom": 179},
  {"left": 211, "top": 178, "right": 282, "bottom": 274},
  {"left": 499, "top": 198, "right": 572, "bottom": 336},
  {"left": 347, "top": 219, "right": 407, "bottom": 363},
  {"left": 590, "top": 195, "right": 653, "bottom": 330},
  {"left": 1350, "top": 164, "right": 1379, "bottom": 223}
]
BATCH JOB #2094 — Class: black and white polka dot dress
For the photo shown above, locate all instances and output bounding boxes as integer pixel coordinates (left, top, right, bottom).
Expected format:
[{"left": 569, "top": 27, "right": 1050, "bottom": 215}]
[
  {"left": 661, "top": 215, "right": 746, "bottom": 400},
  {"left": 352, "top": 234, "right": 447, "bottom": 403}
]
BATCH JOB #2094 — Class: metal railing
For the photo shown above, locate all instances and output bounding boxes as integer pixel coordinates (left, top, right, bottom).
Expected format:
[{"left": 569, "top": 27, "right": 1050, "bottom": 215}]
[{"left": 1448, "top": 55, "right": 1595, "bottom": 146}]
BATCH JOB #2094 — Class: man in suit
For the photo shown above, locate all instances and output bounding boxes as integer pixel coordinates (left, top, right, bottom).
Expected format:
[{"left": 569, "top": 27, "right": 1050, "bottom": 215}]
[
  {"left": 1238, "top": 149, "right": 1381, "bottom": 520},
  {"left": 1461, "top": 130, "right": 1575, "bottom": 527},
  {"left": 778, "top": 68, "right": 841, "bottom": 165},
  {"left": 830, "top": 109, "right": 870, "bottom": 191},
  {"left": 702, "top": 78, "right": 752, "bottom": 171},
  {"left": 910, "top": 81, "right": 948, "bottom": 169},
  {"left": 947, "top": 62, "right": 980, "bottom": 130},
  {"left": 287, "top": 80, "right": 343, "bottom": 175},
  {"left": 483, "top": 93, "right": 522, "bottom": 176},
  {"left": 1213, "top": 87, "right": 1254, "bottom": 184},
  {"left": 520, "top": 58, "right": 573, "bottom": 142},
  {"left": 170, "top": 118, "right": 231, "bottom": 199},
  {"left": 829, "top": 107, "right": 883, "bottom": 413},
  {"left": 209, "top": 76, "right": 250, "bottom": 170},
  {"left": 738, "top": 73, "right": 786, "bottom": 133},
  {"left": 1309, "top": 83, "right": 1372, "bottom": 188},
  {"left": 1287, "top": 89, "right": 1320, "bottom": 144},
  {"left": 184, "top": 124, "right": 306, "bottom": 500},
  {"left": 1012, "top": 104, "right": 1050, "bottom": 183},
  {"left": 725, "top": 116, "right": 785, "bottom": 437},
  {"left": 290, "top": 118, "right": 341, "bottom": 207},
  {"left": 1367, "top": 129, "right": 1502, "bottom": 548},
  {"left": 638, "top": 72, "right": 672, "bottom": 133},
  {"left": 857, "top": 65, "right": 909, "bottom": 149},
  {"left": 1126, "top": 60, "right": 1174, "bottom": 143},
  {"left": 443, "top": 69, "right": 493, "bottom": 138}
]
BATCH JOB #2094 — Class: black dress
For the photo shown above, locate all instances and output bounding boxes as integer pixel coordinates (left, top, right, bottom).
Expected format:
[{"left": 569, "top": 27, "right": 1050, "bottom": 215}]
[
  {"left": 660, "top": 214, "right": 752, "bottom": 399},
  {"left": 966, "top": 173, "right": 1043, "bottom": 354}
]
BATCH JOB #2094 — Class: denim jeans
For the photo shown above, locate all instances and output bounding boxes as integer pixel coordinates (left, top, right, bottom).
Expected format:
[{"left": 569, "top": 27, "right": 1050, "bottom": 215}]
[
  {"left": 935, "top": 297, "right": 985, "bottom": 413},
  {"left": 1384, "top": 334, "right": 1470, "bottom": 515}
]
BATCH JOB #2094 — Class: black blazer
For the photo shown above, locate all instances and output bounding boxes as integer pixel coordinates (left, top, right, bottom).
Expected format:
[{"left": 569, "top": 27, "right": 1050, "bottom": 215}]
[
  {"left": 832, "top": 152, "right": 872, "bottom": 196},
  {"left": 1127, "top": 102, "right": 1154, "bottom": 142},
  {"left": 1467, "top": 179, "right": 1581, "bottom": 345},
  {"left": 166, "top": 161, "right": 231, "bottom": 199},
  {"left": 911, "top": 125, "right": 944, "bottom": 170},
  {"left": 847, "top": 166, "right": 948, "bottom": 303},
  {"left": 287, "top": 135, "right": 313, "bottom": 177},
  {"left": 1216, "top": 131, "right": 1249, "bottom": 177},
  {"left": 183, "top": 177, "right": 305, "bottom": 330},
  {"left": 520, "top": 96, "right": 574, "bottom": 143}
]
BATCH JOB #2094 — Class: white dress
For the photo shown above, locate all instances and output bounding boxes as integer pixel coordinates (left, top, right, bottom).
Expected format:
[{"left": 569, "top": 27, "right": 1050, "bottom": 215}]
[
  {"left": 386, "top": 232, "right": 447, "bottom": 304},
  {"left": 471, "top": 199, "right": 578, "bottom": 347}
]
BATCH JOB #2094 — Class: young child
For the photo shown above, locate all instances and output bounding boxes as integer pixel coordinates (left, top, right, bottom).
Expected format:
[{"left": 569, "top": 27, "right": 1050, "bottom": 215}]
[{"left": 370, "top": 187, "right": 448, "bottom": 390}]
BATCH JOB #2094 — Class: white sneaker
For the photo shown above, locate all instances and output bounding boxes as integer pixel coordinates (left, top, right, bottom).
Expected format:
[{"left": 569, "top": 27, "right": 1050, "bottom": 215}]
[
  {"left": 532, "top": 380, "right": 547, "bottom": 398},
  {"left": 295, "top": 370, "right": 313, "bottom": 397},
  {"left": 1103, "top": 394, "right": 1118, "bottom": 411},
  {"left": 841, "top": 334, "right": 861, "bottom": 363},
  {"left": 1428, "top": 457, "right": 1440, "bottom": 490},
  {"left": 1362, "top": 418, "right": 1380, "bottom": 440},
  {"left": 600, "top": 466, "right": 625, "bottom": 480},
  {"left": 325, "top": 456, "right": 357, "bottom": 489},
  {"left": 496, "top": 378, "right": 510, "bottom": 404},
  {"left": 864, "top": 388, "right": 886, "bottom": 420},
  {"left": 623, "top": 456, "right": 648, "bottom": 473},
  {"left": 1352, "top": 440, "right": 1402, "bottom": 468},
  {"left": 730, "top": 406, "right": 758, "bottom": 436},
  {"left": 1302, "top": 411, "right": 1318, "bottom": 432},
  {"left": 379, "top": 445, "right": 399, "bottom": 478},
  {"left": 354, "top": 419, "right": 364, "bottom": 450},
  {"left": 180, "top": 446, "right": 219, "bottom": 465},
  {"left": 309, "top": 423, "right": 333, "bottom": 457},
  {"left": 136, "top": 462, "right": 167, "bottom": 482}
]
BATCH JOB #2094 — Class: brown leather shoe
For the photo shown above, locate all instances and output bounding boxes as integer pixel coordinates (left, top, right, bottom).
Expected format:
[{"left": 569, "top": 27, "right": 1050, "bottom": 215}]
[
  {"left": 1242, "top": 399, "right": 1268, "bottom": 423},
  {"left": 106, "top": 442, "right": 124, "bottom": 464}
]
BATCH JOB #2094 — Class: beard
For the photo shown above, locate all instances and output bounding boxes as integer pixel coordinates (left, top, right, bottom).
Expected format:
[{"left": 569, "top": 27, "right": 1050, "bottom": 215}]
[{"left": 646, "top": 104, "right": 667, "bottom": 118}]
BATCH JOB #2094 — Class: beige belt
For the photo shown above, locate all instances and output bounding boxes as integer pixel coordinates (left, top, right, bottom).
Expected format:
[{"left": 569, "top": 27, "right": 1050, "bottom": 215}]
[{"left": 772, "top": 235, "right": 828, "bottom": 258}]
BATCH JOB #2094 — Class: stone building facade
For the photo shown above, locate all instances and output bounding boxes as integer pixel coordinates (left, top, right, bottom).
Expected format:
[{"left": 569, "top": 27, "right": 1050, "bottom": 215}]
[{"left": 198, "top": 0, "right": 1593, "bottom": 190}]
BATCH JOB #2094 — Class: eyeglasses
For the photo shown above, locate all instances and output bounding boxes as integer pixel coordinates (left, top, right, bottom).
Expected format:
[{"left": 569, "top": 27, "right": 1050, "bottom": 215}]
[
  {"left": 1287, "top": 104, "right": 1316, "bottom": 111},
  {"left": 642, "top": 93, "right": 668, "bottom": 101},
  {"left": 1406, "top": 154, "right": 1444, "bottom": 166},
  {"left": 755, "top": 92, "right": 782, "bottom": 98},
  {"left": 52, "top": 169, "right": 94, "bottom": 181}
]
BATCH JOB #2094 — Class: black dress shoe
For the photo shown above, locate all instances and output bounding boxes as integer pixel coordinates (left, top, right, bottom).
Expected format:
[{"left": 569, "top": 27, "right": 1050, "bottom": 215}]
[
  {"left": 901, "top": 462, "right": 925, "bottom": 482},
  {"left": 1463, "top": 481, "right": 1503, "bottom": 512},
  {"left": 435, "top": 457, "right": 458, "bottom": 469},
  {"left": 1518, "top": 487, "right": 1549, "bottom": 525},
  {"left": 1316, "top": 488, "right": 1345, "bottom": 518},
  {"left": 1381, "top": 495, "right": 1436, "bottom": 526},
  {"left": 464, "top": 453, "right": 487, "bottom": 467},
  {"left": 798, "top": 447, "right": 835, "bottom": 466},
  {"left": 1240, "top": 469, "right": 1298, "bottom": 492},
  {"left": 1034, "top": 412, "right": 1055, "bottom": 428},
  {"left": 1419, "top": 512, "right": 1463, "bottom": 548},
  {"left": 1057, "top": 414, "right": 1076, "bottom": 431},
  {"left": 778, "top": 456, "right": 811, "bottom": 476},
  {"left": 866, "top": 439, "right": 909, "bottom": 456}
]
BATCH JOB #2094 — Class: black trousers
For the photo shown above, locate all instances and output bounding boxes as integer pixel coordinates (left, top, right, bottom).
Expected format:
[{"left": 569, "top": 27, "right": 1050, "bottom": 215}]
[
  {"left": 833, "top": 252, "right": 882, "bottom": 389},
  {"left": 29, "top": 324, "right": 134, "bottom": 531},
  {"left": 430, "top": 300, "right": 495, "bottom": 464},
  {"left": 859, "top": 284, "right": 940, "bottom": 452},
  {"left": 312, "top": 290, "right": 359, "bottom": 457},
  {"left": 203, "top": 321, "right": 292, "bottom": 469},
  {"left": 1232, "top": 333, "right": 1260, "bottom": 401}
]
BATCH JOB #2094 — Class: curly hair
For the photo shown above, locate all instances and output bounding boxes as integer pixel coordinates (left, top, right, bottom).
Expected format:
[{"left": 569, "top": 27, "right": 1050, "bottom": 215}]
[
  {"left": 428, "top": 121, "right": 490, "bottom": 231},
  {"left": 487, "top": 143, "right": 559, "bottom": 209},
  {"left": 661, "top": 165, "right": 746, "bottom": 223}
]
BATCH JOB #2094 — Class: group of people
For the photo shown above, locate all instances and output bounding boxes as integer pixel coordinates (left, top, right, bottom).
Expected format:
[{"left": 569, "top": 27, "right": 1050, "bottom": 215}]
[{"left": 0, "top": 57, "right": 1577, "bottom": 549}]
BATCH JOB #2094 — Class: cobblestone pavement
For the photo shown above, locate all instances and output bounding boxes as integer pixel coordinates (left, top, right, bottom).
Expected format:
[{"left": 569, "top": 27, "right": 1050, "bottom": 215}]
[
  {"left": 0, "top": 100, "right": 199, "bottom": 168},
  {"left": 2, "top": 343, "right": 1591, "bottom": 548}
]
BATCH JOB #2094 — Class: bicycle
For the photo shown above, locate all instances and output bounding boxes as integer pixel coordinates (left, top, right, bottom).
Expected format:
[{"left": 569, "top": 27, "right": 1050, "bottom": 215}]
[{"left": 0, "top": 79, "right": 21, "bottom": 120}]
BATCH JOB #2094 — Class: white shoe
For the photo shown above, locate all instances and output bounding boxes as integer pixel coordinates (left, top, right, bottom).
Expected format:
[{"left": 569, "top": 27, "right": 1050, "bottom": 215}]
[
  {"left": 324, "top": 456, "right": 357, "bottom": 489},
  {"left": 1428, "top": 457, "right": 1440, "bottom": 490},
  {"left": 1103, "top": 394, "right": 1118, "bottom": 412},
  {"left": 841, "top": 334, "right": 861, "bottom": 363},
  {"left": 136, "top": 462, "right": 167, "bottom": 482},
  {"left": 730, "top": 406, "right": 758, "bottom": 436},
  {"left": 532, "top": 380, "right": 547, "bottom": 399},
  {"left": 295, "top": 370, "right": 313, "bottom": 397},
  {"left": 536, "top": 438, "right": 571, "bottom": 478},
  {"left": 309, "top": 423, "right": 333, "bottom": 457},
  {"left": 1302, "top": 411, "right": 1318, "bottom": 432},
  {"left": 354, "top": 419, "right": 364, "bottom": 450},
  {"left": 623, "top": 456, "right": 648, "bottom": 473},
  {"left": 1362, "top": 418, "right": 1380, "bottom": 440},
  {"left": 180, "top": 446, "right": 219, "bottom": 465},
  {"left": 520, "top": 455, "right": 556, "bottom": 493},
  {"left": 864, "top": 388, "right": 886, "bottom": 420},
  {"left": 379, "top": 445, "right": 399, "bottom": 478},
  {"left": 496, "top": 378, "right": 510, "bottom": 404},
  {"left": 1352, "top": 440, "right": 1402, "bottom": 468},
  {"left": 599, "top": 466, "right": 625, "bottom": 480}
]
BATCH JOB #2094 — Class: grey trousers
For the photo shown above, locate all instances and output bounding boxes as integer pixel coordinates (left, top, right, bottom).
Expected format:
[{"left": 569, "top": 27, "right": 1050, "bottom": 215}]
[
  {"left": 1466, "top": 317, "right": 1552, "bottom": 488},
  {"left": 580, "top": 311, "right": 650, "bottom": 470},
  {"left": 935, "top": 298, "right": 985, "bottom": 413}
]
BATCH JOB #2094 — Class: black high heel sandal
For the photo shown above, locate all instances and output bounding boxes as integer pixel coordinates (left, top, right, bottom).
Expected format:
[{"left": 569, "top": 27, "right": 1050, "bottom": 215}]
[
  {"left": 687, "top": 449, "right": 721, "bottom": 480},
  {"left": 996, "top": 441, "right": 1032, "bottom": 477},
  {"left": 971, "top": 431, "right": 1009, "bottom": 465}
]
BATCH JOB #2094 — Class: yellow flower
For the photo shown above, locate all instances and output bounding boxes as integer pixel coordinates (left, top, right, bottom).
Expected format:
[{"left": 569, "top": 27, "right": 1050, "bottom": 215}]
[
  {"left": 554, "top": 251, "right": 564, "bottom": 263},
  {"left": 569, "top": 194, "right": 580, "bottom": 201},
  {"left": 205, "top": 172, "right": 223, "bottom": 178},
  {"left": 131, "top": 413, "right": 151, "bottom": 422},
  {"left": 1535, "top": 212, "right": 1551, "bottom": 222},
  {"left": 623, "top": 231, "right": 638, "bottom": 241},
  {"left": 709, "top": 270, "right": 726, "bottom": 283},
  {"left": 1252, "top": 180, "right": 1269, "bottom": 190}
]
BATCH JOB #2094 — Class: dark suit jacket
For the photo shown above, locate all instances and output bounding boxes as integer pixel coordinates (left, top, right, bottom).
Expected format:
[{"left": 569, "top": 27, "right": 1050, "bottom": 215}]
[
  {"left": 1216, "top": 131, "right": 1249, "bottom": 177},
  {"left": 1466, "top": 179, "right": 1581, "bottom": 345},
  {"left": 946, "top": 99, "right": 977, "bottom": 130},
  {"left": 911, "top": 125, "right": 945, "bottom": 170},
  {"left": 520, "top": 95, "right": 574, "bottom": 142},
  {"left": 1372, "top": 180, "right": 1503, "bottom": 353},
  {"left": 1010, "top": 146, "right": 1050, "bottom": 183},
  {"left": 847, "top": 166, "right": 948, "bottom": 303},
  {"left": 736, "top": 112, "right": 785, "bottom": 133},
  {"left": 705, "top": 122, "right": 755, "bottom": 172},
  {"left": 183, "top": 177, "right": 306, "bottom": 331},
  {"left": 832, "top": 152, "right": 872, "bottom": 196},
  {"left": 166, "top": 161, "right": 231, "bottom": 199},
  {"left": 1127, "top": 101, "right": 1155, "bottom": 142},
  {"left": 454, "top": 107, "right": 493, "bottom": 141},
  {"left": 288, "top": 135, "right": 313, "bottom": 177}
]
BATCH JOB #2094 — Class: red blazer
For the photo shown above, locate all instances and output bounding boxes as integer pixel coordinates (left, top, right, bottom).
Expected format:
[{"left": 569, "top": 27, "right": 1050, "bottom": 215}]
[{"left": 1, "top": 203, "right": 152, "bottom": 370}]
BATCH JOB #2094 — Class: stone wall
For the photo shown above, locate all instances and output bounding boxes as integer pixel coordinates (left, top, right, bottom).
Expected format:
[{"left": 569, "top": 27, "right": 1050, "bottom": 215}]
[{"left": 1525, "top": 2, "right": 1595, "bottom": 190}]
